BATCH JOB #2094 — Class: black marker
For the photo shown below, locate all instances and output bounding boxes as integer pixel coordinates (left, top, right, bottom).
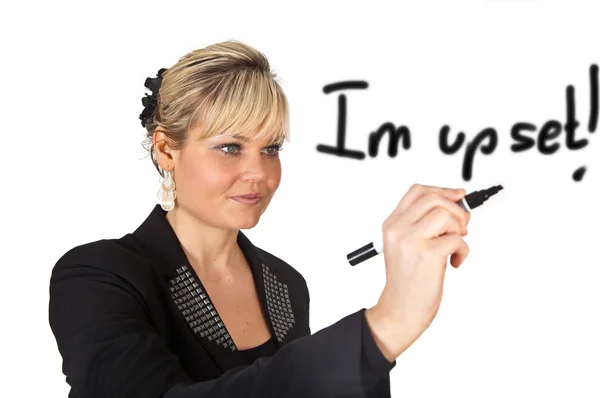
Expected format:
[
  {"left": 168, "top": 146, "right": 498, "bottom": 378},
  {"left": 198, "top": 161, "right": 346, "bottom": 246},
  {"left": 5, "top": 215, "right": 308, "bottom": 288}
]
[{"left": 347, "top": 185, "right": 504, "bottom": 266}]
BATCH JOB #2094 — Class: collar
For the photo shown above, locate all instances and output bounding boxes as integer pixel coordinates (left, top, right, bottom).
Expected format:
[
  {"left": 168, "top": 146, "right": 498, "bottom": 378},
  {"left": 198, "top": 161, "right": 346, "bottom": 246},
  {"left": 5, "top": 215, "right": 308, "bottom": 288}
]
[{"left": 131, "top": 204, "right": 292, "bottom": 371}]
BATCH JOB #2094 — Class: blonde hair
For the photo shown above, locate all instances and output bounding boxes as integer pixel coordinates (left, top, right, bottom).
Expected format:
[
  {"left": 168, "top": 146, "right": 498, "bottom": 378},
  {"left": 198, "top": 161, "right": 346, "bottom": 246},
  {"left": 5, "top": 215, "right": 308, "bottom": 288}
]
[{"left": 142, "top": 40, "right": 290, "bottom": 177}]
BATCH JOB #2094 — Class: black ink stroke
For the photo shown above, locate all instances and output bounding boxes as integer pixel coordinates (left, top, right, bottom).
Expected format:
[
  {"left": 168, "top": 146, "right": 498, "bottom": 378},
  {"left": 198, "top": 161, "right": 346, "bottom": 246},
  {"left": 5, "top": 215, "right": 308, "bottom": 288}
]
[
  {"left": 319, "top": 65, "right": 597, "bottom": 182},
  {"left": 317, "top": 81, "right": 367, "bottom": 159}
]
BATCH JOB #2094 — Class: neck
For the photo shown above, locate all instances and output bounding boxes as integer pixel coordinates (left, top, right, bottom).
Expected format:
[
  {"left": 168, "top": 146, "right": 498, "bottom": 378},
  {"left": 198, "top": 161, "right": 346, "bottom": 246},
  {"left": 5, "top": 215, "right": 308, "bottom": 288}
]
[{"left": 165, "top": 205, "right": 243, "bottom": 279}]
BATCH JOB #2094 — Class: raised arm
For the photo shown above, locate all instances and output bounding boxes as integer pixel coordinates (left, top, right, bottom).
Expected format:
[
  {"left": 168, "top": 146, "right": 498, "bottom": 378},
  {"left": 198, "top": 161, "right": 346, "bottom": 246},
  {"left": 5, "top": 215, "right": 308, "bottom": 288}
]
[{"left": 49, "top": 261, "right": 394, "bottom": 398}]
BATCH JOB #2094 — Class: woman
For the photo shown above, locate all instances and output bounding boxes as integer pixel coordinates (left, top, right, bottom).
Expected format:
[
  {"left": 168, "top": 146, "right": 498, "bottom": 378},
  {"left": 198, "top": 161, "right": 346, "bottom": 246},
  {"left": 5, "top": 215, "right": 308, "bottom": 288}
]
[{"left": 48, "top": 40, "right": 471, "bottom": 398}]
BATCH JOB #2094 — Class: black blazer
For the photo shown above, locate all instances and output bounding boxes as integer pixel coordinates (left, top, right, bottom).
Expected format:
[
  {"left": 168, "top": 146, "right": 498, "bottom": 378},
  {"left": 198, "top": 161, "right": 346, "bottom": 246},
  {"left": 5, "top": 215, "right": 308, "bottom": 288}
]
[{"left": 49, "top": 204, "right": 396, "bottom": 397}]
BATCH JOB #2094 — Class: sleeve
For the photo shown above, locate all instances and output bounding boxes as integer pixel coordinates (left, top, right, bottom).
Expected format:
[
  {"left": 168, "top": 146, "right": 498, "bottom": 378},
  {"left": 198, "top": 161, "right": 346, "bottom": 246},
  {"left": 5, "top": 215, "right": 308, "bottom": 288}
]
[
  {"left": 49, "top": 262, "right": 395, "bottom": 398},
  {"left": 361, "top": 309, "right": 395, "bottom": 397}
]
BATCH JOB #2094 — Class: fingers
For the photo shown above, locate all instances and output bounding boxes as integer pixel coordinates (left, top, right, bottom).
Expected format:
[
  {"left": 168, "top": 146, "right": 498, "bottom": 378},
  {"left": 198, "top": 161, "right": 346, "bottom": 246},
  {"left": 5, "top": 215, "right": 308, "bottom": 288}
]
[
  {"left": 404, "top": 192, "right": 469, "bottom": 231},
  {"left": 381, "top": 183, "right": 471, "bottom": 269},
  {"left": 426, "top": 233, "right": 470, "bottom": 268},
  {"left": 383, "top": 184, "right": 470, "bottom": 239},
  {"left": 413, "top": 206, "right": 465, "bottom": 239},
  {"left": 391, "top": 184, "right": 466, "bottom": 219}
]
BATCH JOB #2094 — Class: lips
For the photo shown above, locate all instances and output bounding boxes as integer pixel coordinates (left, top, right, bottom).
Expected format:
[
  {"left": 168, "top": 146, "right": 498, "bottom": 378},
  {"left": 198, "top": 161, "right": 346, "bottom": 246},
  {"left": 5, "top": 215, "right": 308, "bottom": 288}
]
[{"left": 231, "top": 196, "right": 262, "bottom": 205}]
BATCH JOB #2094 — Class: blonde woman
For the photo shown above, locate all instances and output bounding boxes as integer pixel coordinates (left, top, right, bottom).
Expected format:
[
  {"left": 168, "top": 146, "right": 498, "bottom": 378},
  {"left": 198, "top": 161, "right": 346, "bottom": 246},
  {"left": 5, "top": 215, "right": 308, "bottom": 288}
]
[{"left": 49, "top": 40, "right": 471, "bottom": 398}]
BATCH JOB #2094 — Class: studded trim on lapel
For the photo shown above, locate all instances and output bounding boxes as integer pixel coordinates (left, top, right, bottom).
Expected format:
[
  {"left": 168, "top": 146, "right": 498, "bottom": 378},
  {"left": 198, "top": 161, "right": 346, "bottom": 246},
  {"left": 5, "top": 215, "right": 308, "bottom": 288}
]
[
  {"left": 167, "top": 265, "right": 236, "bottom": 351},
  {"left": 262, "top": 263, "right": 296, "bottom": 343}
]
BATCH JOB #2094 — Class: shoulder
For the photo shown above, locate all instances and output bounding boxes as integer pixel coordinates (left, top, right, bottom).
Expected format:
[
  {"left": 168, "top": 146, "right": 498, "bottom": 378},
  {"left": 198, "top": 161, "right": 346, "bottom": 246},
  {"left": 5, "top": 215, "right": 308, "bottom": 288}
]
[
  {"left": 50, "top": 235, "right": 156, "bottom": 294},
  {"left": 54, "top": 234, "right": 144, "bottom": 268}
]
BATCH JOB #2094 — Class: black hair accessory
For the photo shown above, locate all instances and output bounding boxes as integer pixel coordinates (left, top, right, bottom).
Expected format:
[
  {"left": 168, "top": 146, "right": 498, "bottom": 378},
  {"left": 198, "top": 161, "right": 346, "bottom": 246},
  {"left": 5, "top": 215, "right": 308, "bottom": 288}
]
[{"left": 139, "top": 68, "right": 168, "bottom": 128}]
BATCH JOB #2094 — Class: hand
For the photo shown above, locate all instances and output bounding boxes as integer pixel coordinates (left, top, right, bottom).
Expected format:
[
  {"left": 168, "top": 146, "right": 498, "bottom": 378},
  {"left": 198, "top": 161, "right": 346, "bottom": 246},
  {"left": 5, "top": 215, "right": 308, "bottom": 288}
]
[{"left": 365, "top": 184, "right": 471, "bottom": 362}]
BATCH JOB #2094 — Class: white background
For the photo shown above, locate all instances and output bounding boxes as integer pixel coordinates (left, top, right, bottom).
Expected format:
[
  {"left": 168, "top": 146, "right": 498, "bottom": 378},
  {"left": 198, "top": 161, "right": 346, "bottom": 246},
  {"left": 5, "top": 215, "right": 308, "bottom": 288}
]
[{"left": 3, "top": 0, "right": 599, "bottom": 396}]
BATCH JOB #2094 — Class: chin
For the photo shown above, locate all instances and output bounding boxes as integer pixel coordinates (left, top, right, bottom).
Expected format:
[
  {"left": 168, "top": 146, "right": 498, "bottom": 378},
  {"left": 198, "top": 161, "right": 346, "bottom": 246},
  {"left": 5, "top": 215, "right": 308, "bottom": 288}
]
[
  {"left": 227, "top": 199, "right": 270, "bottom": 229},
  {"left": 227, "top": 211, "right": 262, "bottom": 230},
  {"left": 234, "top": 218, "right": 260, "bottom": 230}
]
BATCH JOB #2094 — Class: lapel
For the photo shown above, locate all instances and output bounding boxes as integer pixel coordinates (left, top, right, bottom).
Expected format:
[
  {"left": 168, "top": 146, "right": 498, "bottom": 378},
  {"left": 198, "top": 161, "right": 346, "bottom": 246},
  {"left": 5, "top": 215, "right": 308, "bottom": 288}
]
[{"left": 131, "top": 204, "right": 293, "bottom": 372}]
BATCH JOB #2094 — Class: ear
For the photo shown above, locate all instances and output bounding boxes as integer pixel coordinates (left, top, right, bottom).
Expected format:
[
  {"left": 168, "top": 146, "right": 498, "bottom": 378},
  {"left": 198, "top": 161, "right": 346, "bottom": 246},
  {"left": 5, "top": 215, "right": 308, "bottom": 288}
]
[{"left": 153, "top": 129, "right": 176, "bottom": 171}]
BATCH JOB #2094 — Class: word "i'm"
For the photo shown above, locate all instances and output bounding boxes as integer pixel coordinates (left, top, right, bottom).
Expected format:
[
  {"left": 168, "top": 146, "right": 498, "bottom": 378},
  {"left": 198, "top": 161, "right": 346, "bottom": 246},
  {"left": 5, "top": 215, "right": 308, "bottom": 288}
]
[{"left": 316, "top": 81, "right": 411, "bottom": 159}]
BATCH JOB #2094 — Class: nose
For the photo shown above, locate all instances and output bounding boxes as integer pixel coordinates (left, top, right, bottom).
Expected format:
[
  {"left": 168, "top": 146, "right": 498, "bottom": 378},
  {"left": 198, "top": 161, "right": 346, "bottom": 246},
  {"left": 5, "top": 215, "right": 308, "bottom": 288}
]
[{"left": 239, "top": 153, "right": 268, "bottom": 182}]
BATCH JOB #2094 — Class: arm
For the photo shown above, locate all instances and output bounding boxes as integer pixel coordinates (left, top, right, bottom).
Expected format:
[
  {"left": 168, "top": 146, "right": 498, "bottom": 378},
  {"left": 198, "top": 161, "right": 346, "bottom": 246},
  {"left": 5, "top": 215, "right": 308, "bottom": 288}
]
[
  {"left": 49, "top": 262, "right": 189, "bottom": 397},
  {"left": 49, "top": 262, "right": 394, "bottom": 398}
]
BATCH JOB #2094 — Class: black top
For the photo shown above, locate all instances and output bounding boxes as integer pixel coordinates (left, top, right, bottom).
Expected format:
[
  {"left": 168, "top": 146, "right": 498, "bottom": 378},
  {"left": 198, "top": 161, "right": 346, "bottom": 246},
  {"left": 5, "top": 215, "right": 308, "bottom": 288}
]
[
  {"left": 48, "top": 204, "right": 396, "bottom": 397},
  {"left": 239, "top": 336, "right": 277, "bottom": 365}
]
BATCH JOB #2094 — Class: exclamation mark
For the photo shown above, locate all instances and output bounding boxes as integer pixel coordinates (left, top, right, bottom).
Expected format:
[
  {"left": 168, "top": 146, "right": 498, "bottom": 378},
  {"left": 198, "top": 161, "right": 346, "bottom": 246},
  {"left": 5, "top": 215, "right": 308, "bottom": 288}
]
[{"left": 573, "top": 64, "right": 598, "bottom": 182}]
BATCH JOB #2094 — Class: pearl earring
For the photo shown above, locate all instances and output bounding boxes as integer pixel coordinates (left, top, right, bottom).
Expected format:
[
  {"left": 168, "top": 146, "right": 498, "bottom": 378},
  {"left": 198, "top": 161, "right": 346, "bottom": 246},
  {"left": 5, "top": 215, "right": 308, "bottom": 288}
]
[{"left": 157, "top": 170, "right": 177, "bottom": 211}]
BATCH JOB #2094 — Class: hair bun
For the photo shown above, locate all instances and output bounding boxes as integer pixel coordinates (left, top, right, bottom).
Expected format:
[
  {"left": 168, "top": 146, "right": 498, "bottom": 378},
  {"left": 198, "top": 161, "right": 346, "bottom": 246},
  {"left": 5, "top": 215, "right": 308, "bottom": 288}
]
[{"left": 139, "top": 68, "right": 168, "bottom": 128}]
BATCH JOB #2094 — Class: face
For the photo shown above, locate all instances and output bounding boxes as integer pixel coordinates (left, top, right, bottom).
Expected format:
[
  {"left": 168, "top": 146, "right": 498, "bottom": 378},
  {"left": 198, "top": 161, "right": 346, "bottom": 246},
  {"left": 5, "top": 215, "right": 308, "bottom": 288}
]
[{"left": 161, "top": 128, "right": 283, "bottom": 231}]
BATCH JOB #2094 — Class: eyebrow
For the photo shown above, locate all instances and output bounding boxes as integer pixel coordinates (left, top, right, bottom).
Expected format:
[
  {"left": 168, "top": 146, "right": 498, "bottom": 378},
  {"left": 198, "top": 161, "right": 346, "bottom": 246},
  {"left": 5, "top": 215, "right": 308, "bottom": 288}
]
[
  {"left": 231, "top": 134, "right": 249, "bottom": 142},
  {"left": 222, "top": 134, "right": 283, "bottom": 145}
]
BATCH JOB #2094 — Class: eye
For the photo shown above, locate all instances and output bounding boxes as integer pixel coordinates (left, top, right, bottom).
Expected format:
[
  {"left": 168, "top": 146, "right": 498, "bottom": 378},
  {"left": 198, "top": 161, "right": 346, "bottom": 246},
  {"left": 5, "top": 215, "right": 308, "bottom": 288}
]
[
  {"left": 215, "top": 142, "right": 283, "bottom": 157},
  {"left": 217, "top": 143, "right": 241, "bottom": 156},
  {"left": 265, "top": 144, "right": 283, "bottom": 157}
]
